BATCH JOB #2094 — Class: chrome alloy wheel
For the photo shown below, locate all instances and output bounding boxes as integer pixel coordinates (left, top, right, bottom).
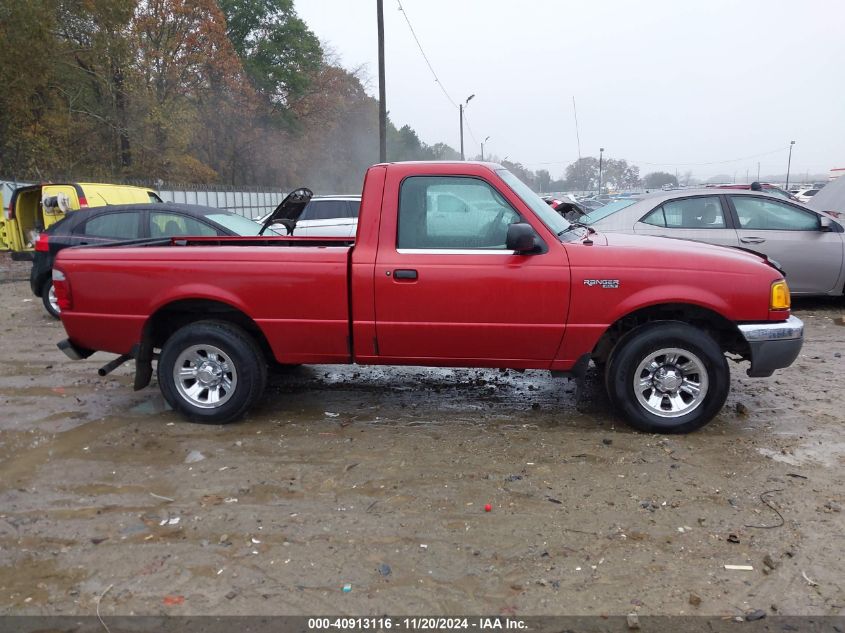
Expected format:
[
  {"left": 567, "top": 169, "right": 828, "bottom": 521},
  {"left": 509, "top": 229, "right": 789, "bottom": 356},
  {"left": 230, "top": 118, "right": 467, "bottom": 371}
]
[
  {"left": 173, "top": 344, "right": 238, "bottom": 409},
  {"left": 48, "top": 284, "right": 60, "bottom": 314},
  {"left": 633, "top": 347, "right": 709, "bottom": 418}
]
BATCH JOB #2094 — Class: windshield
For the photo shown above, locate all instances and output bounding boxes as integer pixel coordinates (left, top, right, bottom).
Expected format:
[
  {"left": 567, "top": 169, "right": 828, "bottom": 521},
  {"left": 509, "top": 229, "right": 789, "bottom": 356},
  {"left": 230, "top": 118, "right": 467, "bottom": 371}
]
[
  {"left": 495, "top": 169, "right": 570, "bottom": 236},
  {"left": 764, "top": 187, "right": 795, "bottom": 200},
  {"left": 583, "top": 199, "right": 639, "bottom": 224},
  {"left": 207, "top": 213, "right": 281, "bottom": 236}
]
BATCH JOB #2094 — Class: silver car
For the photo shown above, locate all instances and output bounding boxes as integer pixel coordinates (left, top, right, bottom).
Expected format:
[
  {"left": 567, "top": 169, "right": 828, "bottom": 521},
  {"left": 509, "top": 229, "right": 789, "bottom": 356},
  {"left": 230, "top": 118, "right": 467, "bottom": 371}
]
[{"left": 586, "top": 189, "right": 845, "bottom": 296}]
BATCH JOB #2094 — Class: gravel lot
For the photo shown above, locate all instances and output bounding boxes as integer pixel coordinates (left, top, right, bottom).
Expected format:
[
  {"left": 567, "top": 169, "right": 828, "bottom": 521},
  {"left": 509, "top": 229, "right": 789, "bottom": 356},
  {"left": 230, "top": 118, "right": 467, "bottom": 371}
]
[{"left": 0, "top": 254, "right": 843, "bottom": 618}]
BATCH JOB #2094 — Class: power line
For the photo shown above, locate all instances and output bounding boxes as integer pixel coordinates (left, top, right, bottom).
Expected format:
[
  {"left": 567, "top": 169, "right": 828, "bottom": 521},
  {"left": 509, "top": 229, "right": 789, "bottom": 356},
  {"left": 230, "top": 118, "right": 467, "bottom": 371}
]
[
  {"left": 395, "top": 0, "right": 458, "bottom": 109},
  {"left": 633, "top": 146, "right": 790, "bottom": 167},
  {"left": 522, "top": 146, "right": 791, "bottom": 168}
]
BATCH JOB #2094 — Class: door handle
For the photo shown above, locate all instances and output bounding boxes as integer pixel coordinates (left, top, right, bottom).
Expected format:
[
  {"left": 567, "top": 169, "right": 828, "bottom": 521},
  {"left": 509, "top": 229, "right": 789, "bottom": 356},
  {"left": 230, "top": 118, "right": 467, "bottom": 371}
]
[
  {"left": 393, "top": 269, "right": 418, "bottom": 280},
  {"left": 740, "top": 237, "right": 766, "bottom": 244}
]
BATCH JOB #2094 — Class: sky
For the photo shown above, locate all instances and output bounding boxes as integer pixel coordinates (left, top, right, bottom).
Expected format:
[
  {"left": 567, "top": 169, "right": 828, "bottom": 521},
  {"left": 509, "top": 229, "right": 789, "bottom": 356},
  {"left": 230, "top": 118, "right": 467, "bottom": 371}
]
[{"left": 295, "top": 0, "right": 845, "bottom": 181}]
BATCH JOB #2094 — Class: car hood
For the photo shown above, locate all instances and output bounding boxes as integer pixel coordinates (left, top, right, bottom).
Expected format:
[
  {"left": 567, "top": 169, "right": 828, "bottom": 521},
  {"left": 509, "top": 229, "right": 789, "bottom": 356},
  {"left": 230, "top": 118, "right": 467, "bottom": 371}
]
[
  {"left": 808, "top": 176, "right": 845, "bottom": 214},
  {"left": 596, "top": 231, "right": 778, "bottom": 273},
  {"left": 260, "top": 188, "right": 313, "bottom": 229}
]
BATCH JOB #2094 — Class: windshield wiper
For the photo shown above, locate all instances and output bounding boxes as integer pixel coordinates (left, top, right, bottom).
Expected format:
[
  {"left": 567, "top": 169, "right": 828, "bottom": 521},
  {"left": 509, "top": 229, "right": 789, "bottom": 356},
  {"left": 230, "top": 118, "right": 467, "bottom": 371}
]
[{"left": 558, "top": 222, "right": 595, "bottom": 236}]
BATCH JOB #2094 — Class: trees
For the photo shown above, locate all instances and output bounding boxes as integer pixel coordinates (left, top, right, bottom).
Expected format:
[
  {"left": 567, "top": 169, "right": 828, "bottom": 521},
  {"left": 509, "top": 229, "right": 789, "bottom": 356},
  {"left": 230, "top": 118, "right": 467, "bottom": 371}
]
[
  {"left": 643, "top": 171, "right": 679, "bottom": 189},
  {"left": 563, "top": 157, "right": 599, "bottom": 191},
  {"left": 560, "top": 156, "right": 640, "bottom": 192},
  {"left": 218, "top": 0, "right": 322, "bottom": 106},
  {"left": 535, "top": 169, "right": 552, "bottom": 193},
  {"left": 0, "top": 1, "right": 520, "bottom": 189}
]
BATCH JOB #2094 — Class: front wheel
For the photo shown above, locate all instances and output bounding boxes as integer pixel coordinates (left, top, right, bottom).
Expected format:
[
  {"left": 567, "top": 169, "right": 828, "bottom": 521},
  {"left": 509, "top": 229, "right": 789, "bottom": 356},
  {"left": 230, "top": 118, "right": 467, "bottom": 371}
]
[
  {"left": 605, "top": 322, "right": 729, "bottom": 434},
  {"left": 158, "top": 321, "right": 267, "bottom": 424}
]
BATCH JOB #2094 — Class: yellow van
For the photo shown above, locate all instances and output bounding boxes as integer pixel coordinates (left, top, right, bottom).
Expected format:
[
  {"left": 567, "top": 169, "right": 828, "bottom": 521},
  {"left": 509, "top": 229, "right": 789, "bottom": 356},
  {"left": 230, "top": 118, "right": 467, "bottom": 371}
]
[{"left": 3, "top": 183, "right": 162, "bottom": 258}]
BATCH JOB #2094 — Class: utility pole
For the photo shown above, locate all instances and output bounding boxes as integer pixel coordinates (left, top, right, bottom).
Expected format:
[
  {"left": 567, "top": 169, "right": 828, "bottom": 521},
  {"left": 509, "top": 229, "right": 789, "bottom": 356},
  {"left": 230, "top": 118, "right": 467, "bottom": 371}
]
[
  {"left": 598, "top": 147, "right": 605, "bottom": 195},
  {"left": 572, "top": 97, "right": 582, "bottom": 189},
  {"left": 785, "top": 140, "right": 795, "bottom": 190},
  {"left": 377, "top": 0, "right": 387, "bottom": 163},
  {"left": 459, "top": 104, "right": 464, "bottom": 160},
  {"left": 757, "top": 162, "right": 760, "bottom": 181},
  {"left": 459, "top": 94, "right": 475, "bottom": 160},
  {"left": 481, "top": 136, "right": 490, "bottom": 161}
]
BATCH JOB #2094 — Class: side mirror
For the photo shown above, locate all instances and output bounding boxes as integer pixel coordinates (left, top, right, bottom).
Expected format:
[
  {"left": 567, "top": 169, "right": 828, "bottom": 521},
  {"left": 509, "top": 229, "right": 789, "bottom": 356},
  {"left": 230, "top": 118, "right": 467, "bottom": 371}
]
[
  {"left": 820, "top": 216, "right": 833, "bottom": 232},
  {"left": 506, "top": 223, "right": 541, "bottom": 253}
]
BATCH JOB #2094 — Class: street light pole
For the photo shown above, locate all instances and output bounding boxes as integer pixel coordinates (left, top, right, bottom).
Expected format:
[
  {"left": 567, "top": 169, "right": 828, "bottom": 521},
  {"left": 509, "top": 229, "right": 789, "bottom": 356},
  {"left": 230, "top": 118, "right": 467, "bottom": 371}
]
[
  {"left": 598, "top": 147, "right": 605, "bottom": 195},
  {"left": 459, "top": 94, "right": 475, "bottom": 160},
  {"left": 481, "top": 136, "right": 490, "bottom": 161},
  {"left": 785, "top": 140, "right": 795, "bottom": 191},
  {"left": 376, "top": 0, "right": 386, "bottom": 162}
]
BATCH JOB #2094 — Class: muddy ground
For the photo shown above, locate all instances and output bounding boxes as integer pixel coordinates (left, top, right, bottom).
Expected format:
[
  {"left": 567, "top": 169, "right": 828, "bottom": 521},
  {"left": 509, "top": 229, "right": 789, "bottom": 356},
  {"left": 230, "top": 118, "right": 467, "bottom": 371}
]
[{"left": 0, "top": 254, "right": 843, "bottom": 618}]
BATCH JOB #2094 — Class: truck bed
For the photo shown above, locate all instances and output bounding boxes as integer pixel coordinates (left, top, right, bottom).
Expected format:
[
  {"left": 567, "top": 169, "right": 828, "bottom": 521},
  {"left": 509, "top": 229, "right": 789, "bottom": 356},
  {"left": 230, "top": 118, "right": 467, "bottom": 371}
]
[{"left": 58, "top": 240, "right": 354, "bottom": 364}]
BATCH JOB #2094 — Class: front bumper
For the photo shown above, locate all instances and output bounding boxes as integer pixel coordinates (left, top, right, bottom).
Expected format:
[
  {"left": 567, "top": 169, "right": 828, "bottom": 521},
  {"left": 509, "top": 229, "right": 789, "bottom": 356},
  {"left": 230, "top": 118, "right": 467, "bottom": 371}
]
[{"left": 738, "top": 315, "right": 803, "bottom": 377}]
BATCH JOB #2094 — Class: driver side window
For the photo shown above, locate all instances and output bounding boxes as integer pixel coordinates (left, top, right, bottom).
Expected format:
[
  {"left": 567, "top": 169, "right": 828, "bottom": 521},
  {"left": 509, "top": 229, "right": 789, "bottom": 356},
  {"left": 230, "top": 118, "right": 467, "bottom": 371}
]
[{"left": 398, "top": 176, "right": 521, "bottom": 249}]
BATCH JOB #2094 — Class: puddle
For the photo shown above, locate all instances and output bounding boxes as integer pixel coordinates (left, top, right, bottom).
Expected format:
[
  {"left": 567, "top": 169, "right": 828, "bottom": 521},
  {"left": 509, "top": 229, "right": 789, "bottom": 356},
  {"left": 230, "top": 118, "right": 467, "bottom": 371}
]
[{"left": 758, "top": 439, "right": 845, "bottom": 468}]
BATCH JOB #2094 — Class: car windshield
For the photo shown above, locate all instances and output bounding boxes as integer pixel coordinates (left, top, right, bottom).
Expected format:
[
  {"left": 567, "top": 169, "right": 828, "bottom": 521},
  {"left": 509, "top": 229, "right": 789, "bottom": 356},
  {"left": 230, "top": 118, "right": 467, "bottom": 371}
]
[
  {"left": 206, "top": 213, "right": 282, "bottom": 236},
  {"left": 583, "top": 199, "right": 639, "bottom": 224},
  {"left": 763, "top": 187, "right": 795, "bottom": 200},
  {"left": 495, "top": 169, "right": 570, "bottom": 236}
]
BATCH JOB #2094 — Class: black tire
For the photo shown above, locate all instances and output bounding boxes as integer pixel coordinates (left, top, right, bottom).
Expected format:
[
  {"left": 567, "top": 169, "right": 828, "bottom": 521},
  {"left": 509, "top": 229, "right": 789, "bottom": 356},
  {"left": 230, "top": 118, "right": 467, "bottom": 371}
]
[
  {"left": 41, "top": 278, "right": 60, "bottom": 319},
  {"left": 605, "top": 321, "right": 729, "bottom": 434},
  {"left": 158, "top": 320, "right": 267, "bottom": 424}
]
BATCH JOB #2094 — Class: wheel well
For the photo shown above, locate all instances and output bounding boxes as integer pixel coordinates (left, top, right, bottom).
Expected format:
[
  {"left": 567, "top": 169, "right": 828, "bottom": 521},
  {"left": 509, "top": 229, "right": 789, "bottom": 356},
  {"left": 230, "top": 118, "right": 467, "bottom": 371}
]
[
  {"left": 591, "top": 303, "right": 748, "bottom": 365},
  {"left": 141, "top": 299, "right": 275, "bottom": 364}
]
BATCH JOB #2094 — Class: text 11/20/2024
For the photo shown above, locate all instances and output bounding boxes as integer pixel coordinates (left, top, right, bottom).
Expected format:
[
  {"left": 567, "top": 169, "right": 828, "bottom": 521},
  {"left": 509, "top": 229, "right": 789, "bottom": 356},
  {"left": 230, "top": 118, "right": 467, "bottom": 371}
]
[{"left": 308, "top": 618, "right": 527, "bottom": 630}]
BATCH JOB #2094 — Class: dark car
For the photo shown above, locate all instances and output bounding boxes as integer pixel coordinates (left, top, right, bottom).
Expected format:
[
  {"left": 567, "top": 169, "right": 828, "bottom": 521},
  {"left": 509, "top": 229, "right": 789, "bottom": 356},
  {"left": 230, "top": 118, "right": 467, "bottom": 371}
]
[{"left": 31, "top": 202, "right": 270, "bottom": 317}]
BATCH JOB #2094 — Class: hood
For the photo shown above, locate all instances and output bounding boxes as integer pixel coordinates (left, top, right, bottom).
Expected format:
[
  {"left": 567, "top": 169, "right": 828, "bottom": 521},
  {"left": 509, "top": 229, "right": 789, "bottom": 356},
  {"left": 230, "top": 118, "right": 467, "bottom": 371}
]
[
  {"left": 808, "top": 176, "right": 845, "bottom": 215},
  {"left": 596, "top": 231, "right": 780, "bottom": 274},
  {"left": 259, "top": 187, "right": 313, "bottom": 235}
]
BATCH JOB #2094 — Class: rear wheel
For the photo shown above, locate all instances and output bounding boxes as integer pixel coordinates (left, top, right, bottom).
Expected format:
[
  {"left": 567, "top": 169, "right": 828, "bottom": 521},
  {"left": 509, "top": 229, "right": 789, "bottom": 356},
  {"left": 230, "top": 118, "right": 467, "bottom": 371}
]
[
  {"left": 158, "top": 320, "right": 267, "bottom": 424},
  {"left": 41, "top": 278, "right": 60, "bottom": 319},
  {"left": 605, "top": 322, "right": 729, "bottom": 434}
]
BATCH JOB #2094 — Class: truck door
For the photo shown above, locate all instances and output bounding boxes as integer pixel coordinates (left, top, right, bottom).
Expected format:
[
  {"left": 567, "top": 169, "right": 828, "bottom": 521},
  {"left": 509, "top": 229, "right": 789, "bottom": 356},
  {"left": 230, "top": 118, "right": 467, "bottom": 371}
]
[{"left": 373, "top": 175, "right": 569, "bottom": 365}]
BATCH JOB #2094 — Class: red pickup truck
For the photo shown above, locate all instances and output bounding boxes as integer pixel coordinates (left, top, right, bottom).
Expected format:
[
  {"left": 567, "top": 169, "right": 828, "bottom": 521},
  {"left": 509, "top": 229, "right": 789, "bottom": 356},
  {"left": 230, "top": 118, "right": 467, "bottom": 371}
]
[{"left": 54, "top": 162, "right": 803, "bottom": 433}]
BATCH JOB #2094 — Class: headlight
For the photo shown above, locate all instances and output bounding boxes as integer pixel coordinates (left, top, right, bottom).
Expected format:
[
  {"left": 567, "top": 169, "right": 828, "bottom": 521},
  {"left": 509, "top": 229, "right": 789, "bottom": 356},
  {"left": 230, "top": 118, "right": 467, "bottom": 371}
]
[{"left": 770, "top": 280, "right": 790, "bottom": 310}]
